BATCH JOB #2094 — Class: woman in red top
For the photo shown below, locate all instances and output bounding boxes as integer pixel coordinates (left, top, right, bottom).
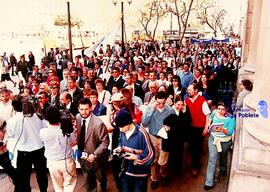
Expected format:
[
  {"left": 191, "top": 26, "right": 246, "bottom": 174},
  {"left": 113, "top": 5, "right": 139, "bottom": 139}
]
[{"left": 121, "top": 88, "right": 143, "bottom": 124}]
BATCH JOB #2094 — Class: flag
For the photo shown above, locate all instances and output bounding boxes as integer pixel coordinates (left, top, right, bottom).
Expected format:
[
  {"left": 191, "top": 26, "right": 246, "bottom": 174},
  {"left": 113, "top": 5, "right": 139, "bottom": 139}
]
[{"left": 84, "top": 23, "right": 120, "bottom": 57}]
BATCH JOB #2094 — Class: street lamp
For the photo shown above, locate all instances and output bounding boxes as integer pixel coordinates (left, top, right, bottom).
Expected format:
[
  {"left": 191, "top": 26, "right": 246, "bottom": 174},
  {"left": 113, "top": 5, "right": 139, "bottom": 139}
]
[{"left": 112, "top": 0, "right": 132, "bottom": 56}]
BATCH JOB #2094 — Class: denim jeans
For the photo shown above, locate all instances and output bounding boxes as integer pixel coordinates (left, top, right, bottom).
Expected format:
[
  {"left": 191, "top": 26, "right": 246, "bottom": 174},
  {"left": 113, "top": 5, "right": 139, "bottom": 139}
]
[
  {"left": 121, "top": 174, "right": 148, "bottom": 192},
  {"left": 205, "top": 135, "right": 232, "bottom": 187}
]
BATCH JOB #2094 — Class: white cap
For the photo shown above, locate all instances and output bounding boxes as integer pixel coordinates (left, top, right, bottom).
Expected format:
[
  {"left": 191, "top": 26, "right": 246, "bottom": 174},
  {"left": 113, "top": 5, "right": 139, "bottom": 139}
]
[{"left": 109, "top": 93, "right": 125, "bottom": 103}]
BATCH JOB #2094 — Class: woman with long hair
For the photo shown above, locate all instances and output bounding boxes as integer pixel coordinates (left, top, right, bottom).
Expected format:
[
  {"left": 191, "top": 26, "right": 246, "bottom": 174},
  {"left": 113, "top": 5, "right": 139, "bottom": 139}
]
[
  {"left": 163, "top": 96, "right": 192, "bottom": 175},
  {"left": 167, "top": 75, "right": 186, "bottom": 101},
  {"left": 198, "top": 74, "right": 214, "bottom": 106},
  {"left": 120, "top": 88, "right": 143, "bottom": 124},
  {"left": 95, "top": 78, "right": 111, "bottom": 106}
]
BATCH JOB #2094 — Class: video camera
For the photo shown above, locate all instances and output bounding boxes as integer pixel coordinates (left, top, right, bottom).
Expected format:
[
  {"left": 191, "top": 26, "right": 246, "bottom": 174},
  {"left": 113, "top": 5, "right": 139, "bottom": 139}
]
[
  {"left": 22, "top": 96, "right": 39, "bottom": 117},
  {"left": 59, "top": 109, "right": 74, "bottom": 137}
]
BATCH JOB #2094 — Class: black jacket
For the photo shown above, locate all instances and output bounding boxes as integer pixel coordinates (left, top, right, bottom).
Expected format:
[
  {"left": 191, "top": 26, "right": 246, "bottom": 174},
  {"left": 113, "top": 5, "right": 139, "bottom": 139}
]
[
  {"left": 162, "top": 106, "right": 192, "bottom": 151},
  {"left": 106, "top": 76, "right": 126, "bottom": 93}
]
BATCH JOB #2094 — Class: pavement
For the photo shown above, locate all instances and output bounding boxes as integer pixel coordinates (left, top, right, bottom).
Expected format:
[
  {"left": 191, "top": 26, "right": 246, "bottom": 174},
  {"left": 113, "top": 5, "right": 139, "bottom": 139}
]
[
  {"left": 0, "top": 74, "right": 231, "bottom": 192},
  {"left": 0, "top": 142, "right": 231, "bottom": 192}
]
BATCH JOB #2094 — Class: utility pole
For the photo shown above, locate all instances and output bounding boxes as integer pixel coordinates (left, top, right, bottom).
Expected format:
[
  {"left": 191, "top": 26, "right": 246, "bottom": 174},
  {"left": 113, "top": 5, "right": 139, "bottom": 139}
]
[
  {"left": 67, "top": 2, "right": 73, "bottom": 62},
  {"left": 113, "top": 0, "right": 132, "bottom": 56},
  {"left": 170, "top": 12, "right": 173, "bottom": 33},
  {"left": 121, "top": 1, "right": 125, "bottom": 57}
]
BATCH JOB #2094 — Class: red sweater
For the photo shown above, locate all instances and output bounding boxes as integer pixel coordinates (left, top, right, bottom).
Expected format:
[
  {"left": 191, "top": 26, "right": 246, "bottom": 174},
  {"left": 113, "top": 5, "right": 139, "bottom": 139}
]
[{"left": 185, "top": 95, "right": 206, "bottom": 128}]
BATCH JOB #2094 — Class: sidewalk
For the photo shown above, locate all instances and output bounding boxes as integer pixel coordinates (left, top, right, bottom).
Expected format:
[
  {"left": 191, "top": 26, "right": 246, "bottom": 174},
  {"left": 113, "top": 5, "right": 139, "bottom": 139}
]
[{"left": 0, "top": 141, "right": 230, "bottom": 192}]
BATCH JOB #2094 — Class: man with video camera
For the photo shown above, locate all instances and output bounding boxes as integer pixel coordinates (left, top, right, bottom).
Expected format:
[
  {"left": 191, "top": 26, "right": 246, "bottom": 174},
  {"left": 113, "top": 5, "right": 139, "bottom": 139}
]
[
  {"left": 40, "top": 106, "right": 77, "bottom": 192},
  {"left": 6, "top": 95, "right": 48, "bottom": 192}
]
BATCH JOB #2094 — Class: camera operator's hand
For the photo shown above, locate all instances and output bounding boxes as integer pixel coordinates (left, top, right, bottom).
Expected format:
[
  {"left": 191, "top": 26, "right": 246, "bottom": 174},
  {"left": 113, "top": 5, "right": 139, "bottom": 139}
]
[{"left": 87, "top": 154, "right": 96, "bottom": 163}]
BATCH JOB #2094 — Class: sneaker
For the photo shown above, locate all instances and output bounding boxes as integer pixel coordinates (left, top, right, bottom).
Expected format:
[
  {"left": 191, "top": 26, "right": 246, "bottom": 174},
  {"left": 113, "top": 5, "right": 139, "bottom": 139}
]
[
  {"left": 151, "top": 181, "right": 158, "bottom": 190},
  {"left": 204, "top": 185, "right": 214, "bottom": 190}
]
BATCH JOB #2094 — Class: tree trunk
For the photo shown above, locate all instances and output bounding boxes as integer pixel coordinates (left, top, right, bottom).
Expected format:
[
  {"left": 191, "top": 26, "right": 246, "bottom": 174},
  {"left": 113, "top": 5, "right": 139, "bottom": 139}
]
[
  {"left": 78, "top": 25, "right": 85, "bottom": 48},
  {"left": 174, "top": 0, "right": 182, "bottom": 42},
  {"left": 179, "top": 0, "right": 194, "bottom": 48}
]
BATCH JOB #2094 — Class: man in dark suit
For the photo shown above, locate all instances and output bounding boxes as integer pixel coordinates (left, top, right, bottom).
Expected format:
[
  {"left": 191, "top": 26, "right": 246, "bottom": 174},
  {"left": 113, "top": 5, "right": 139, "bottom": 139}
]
[
  {"left": 16, "top": 54, "right": 29, "bottom": 82},
  {"left": 59, "top": 92, "right": 78, "bottom": 117},
  {"left": 64, "top": 76, "right": 83, "bottom": 107},
  {"left": 26, "top": 65, "right": 42, "bottom": 82},
  {"left": 94, "top": 62, "right": 103, "bottom": 78},
  {"left": 123, "top": 73, "right": 145, "bottom": 101},
  {"left": 76, "top": 98, "right": 109, "bottom": 192},
  {"left": 161, "top": 60, "right": 173, "bottom": 74},
  {"left": 106, "top": 67, "right": 125, "bottom": 93}
]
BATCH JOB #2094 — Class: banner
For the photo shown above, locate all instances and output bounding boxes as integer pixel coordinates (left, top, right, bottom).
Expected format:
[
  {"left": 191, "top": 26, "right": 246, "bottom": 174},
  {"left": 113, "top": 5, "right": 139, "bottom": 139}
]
[{"left": 191, "top": 37, "right": 230, "bottom": 44}]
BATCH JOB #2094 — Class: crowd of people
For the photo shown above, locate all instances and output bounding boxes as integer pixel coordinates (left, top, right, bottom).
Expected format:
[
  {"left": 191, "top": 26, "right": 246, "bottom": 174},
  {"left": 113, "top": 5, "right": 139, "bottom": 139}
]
[{"left": 0, "top": 39, "right": 252, "bottom": 192}]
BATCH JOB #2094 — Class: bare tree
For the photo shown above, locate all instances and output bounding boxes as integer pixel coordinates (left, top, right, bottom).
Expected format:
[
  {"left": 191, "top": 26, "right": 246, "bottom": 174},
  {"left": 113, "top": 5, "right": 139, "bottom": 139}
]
[
  {"left": 164, "top": 0, "right": 195, "bottom": 47},
  {"left": 139, "top": 3, "right": 155, "bottom": 39},
  {"left": 139, "top": 0, "right": 167, "bottom": 40},
  {"left": 197, "top": 4, "right": 227, "bottom": 37}
]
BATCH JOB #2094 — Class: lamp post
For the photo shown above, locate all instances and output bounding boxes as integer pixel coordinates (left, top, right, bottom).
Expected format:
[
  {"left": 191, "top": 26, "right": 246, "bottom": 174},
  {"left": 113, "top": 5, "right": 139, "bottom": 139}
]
[
  {"left": 67, "top": 2, "right": 73, "bottom": 62},
  {"left": 112, "top": 0, "right": 132, "bottom": 57}
]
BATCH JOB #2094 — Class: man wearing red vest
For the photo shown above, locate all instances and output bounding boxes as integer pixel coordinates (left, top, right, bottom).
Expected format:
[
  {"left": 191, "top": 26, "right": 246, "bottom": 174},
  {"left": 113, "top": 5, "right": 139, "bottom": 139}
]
[{"left": 185, "top": 83, "right": 211, "bottom": 176}]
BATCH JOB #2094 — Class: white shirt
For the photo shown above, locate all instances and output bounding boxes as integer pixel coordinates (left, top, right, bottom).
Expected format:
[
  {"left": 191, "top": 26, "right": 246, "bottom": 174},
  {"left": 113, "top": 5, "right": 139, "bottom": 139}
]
[
  {"left": 125, "top": 126, "right": 135, "bottom": 140},
  {"left": 98, "top": 90, "right": 111, "bottom": 106},
  {"left": 7, "top": 112, "right": 44, "bottom": 152},
  {"left": 132, "top": 96, "right": 143, "bottom": 107},
  {"left": 66, "top": 101, "right": 71, "bottom": 110},
  {"left": 40, "top": 124, "right": 75, "bottom": 161},
  {"left": 0, "top": 100, "right": 13, "bottom": 121},
  {"left": 60, "top": 79, "right": 67, "bottom": 93},
  {"left": 172, "top": 106, "right": 180, "bottom": 116}
]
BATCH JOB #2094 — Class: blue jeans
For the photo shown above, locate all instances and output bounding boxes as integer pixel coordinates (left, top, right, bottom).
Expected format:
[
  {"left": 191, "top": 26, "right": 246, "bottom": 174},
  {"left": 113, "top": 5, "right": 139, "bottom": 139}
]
[
  {"left": 205, "top": 135, "right": 232, "bottom": 187},
  {"left": 121, "top": 174, "right": 148, "bottom": 192}
]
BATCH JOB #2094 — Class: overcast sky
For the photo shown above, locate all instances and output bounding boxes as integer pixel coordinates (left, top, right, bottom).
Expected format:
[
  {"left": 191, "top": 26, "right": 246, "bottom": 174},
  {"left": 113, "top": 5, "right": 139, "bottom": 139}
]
[{"left": 0, "top": 0, "right": 244, "bottom": 34}]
